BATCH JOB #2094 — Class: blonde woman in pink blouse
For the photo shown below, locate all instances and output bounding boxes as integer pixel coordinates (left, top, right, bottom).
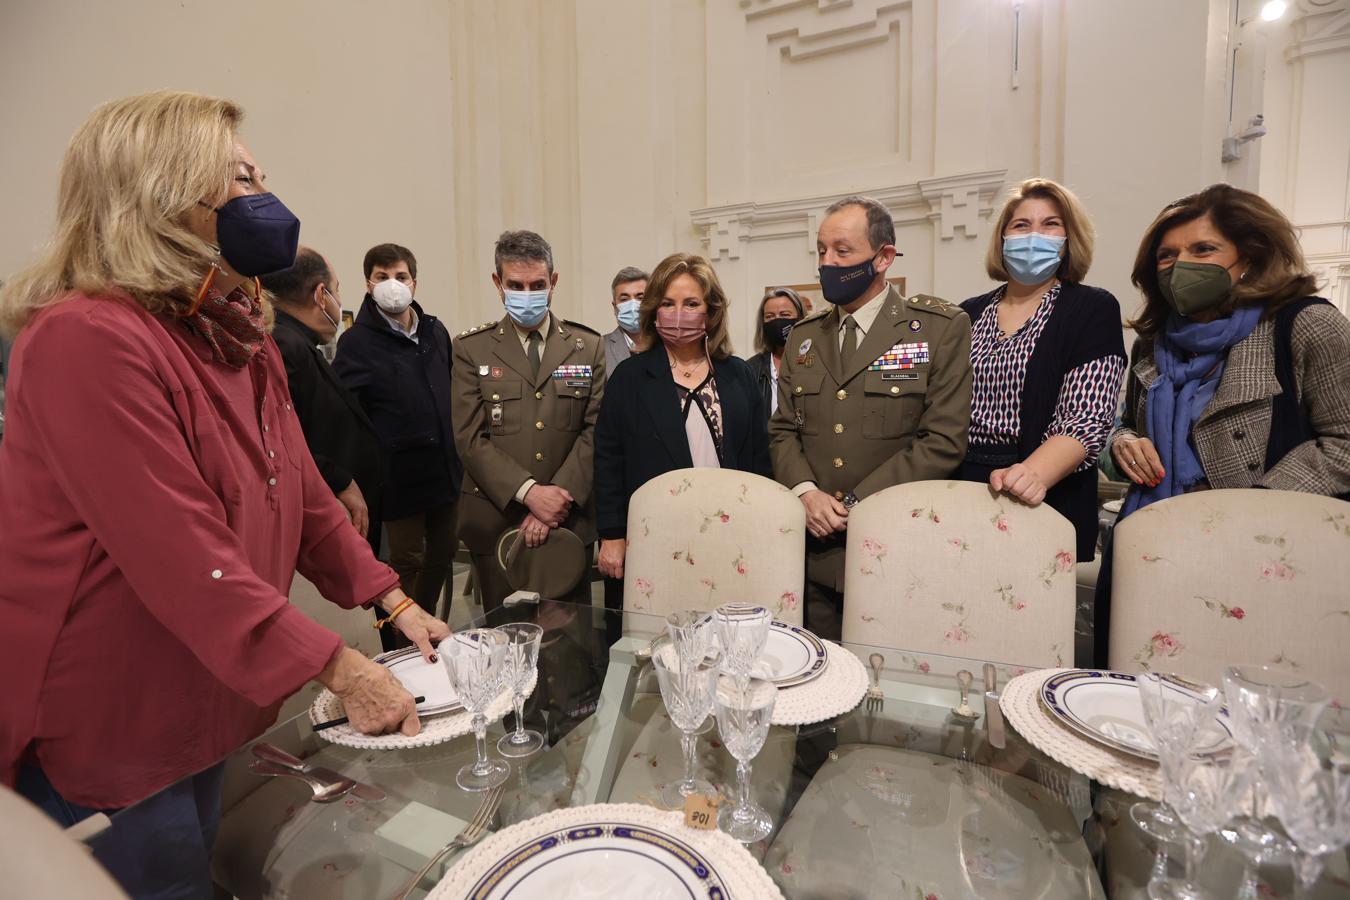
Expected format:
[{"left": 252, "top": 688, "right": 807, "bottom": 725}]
[{"left": 0, "top": 91, "right": 447, "bottom": 897}]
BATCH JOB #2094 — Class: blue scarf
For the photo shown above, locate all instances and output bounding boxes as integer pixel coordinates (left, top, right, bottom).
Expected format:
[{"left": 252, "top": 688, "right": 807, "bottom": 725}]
[{"left": 1119, "top": 305, "right": 1263, "bottom": 518}]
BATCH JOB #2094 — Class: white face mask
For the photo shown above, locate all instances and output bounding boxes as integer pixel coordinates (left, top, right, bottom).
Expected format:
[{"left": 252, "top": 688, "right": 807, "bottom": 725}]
[
  {"left": 319, "top": 287, "right": 343, "bottom": 339},
  {"left": 372, "top": 279, "right": 413, "bottom": 314}
]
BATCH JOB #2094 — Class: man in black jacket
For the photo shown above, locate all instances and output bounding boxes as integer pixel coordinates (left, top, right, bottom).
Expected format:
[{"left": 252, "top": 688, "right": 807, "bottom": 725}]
[
  {"left": 263, "top": 248, "right": 382, "bottom": 551},
  {"left": 333, "top": 244, "right": 463, "bottom": 645}
]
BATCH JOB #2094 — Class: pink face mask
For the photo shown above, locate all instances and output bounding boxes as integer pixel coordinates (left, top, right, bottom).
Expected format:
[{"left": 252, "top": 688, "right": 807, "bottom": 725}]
[{"left": 655, "top": 306, "right": 707, "bottom": 347}]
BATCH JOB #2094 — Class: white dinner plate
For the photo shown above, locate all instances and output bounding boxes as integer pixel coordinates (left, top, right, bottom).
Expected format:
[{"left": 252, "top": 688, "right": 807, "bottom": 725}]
[
  {"left": 1040, "top": 669, "right": 1233, "bottom": 760},
  {"left": 374, "top": 646, "right": 462, "bottom": 717},
  {"left": 459, "top": 819, "right": 728, "bottom": 899},
  {"left": 762, "top": 621, "right": 828, "bottom": 688}
]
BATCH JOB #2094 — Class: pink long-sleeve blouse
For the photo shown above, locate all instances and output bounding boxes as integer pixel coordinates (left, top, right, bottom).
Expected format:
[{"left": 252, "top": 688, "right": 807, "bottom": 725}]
[{"left": 0, "top": 291, "right": 399, "bottom": 808}]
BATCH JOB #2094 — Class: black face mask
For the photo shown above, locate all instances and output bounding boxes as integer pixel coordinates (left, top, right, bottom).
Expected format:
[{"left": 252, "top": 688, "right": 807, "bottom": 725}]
[
  {"left": 818, "top": 255, "right": 877, "bottom": 305},
  {"left": 762, "top": 317, "right": 798, "bottom": 347},
  {"left": 201, "top": 193, "right": 301, "bottom": 276}
]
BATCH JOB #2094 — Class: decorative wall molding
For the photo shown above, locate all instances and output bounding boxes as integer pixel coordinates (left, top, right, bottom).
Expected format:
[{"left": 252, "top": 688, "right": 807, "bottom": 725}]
[
  {"left": 1286, "top": 0, "right": 1350, "bottom": 61},
  {"left": 740, "top": 0, "right": 913, "bottom": 61},
  {"left": 691, "top": 170, "right": 1006, "bottom": 259}
]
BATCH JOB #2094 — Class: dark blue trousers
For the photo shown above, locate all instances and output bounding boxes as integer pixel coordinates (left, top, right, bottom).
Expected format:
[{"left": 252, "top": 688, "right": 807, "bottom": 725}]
[{"left": 17, "top": 764, "right": 225, "bottom": 900}]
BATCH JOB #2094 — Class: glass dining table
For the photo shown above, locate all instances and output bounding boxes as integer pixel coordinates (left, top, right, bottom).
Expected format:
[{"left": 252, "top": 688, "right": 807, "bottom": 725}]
[{"left": 99, "top": 599, "right": 1348, "bottom": 899}]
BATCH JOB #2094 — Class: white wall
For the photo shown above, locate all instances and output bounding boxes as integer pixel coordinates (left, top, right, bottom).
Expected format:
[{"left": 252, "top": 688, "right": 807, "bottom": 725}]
[
  {"left": 0, "top": 0, "right": 458, "bottom": 322},
  {"left": 2, "top": 0, "right": 1345, "bottom": 352}
]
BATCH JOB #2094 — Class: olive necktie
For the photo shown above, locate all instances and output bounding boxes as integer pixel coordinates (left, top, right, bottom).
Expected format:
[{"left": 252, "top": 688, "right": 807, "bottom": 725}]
[
  {"left": 841, "top": 314, "right": 859, "bottom": 371},
  {"left": 527, "top": 330, "right": 543, "bottom": 378}
]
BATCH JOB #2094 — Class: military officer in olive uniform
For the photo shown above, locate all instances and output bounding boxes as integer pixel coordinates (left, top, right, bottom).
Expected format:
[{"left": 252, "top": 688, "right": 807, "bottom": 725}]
[
  {"left": 770, "top": 196, "right": 972, "bottom": 639},
  {"left": 451, "top": 230, "right": 605, "bottom": 612}
]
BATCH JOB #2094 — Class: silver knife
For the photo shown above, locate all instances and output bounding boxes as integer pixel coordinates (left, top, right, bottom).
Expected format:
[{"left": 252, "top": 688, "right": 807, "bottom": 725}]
[
  {"left": 983, "top": 664, "right": 1006, "bottom": 749},
  {"left": 252, "top": 742, "right": 387, "bottom": 802}
]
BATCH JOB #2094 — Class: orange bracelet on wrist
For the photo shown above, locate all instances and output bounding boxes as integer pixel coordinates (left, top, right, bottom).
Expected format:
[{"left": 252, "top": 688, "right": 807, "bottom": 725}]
[{"left": 375, "top": 597, "right": 417, "bottom": 629}]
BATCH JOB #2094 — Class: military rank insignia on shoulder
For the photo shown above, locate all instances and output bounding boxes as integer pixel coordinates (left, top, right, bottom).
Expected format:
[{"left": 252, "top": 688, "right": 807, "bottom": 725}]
[
  {"left": 457, "top": 321, "right": 498, "bottom": 338},
  {"left": 909, "top": 294, "right": 961, "bottom": 318}
]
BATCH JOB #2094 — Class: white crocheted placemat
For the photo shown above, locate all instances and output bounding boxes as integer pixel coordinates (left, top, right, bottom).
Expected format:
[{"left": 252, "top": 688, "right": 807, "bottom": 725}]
[
  {"left": 309, "top": 672, "right": 537, "bottom": 751},
  {"left": 1001, "top": 667, "right": 1162, "bottom": 801},
  {"left": 771, "top": 640, "right": 868, "bottom": 727},
  {"left": 428, "top": 802, "right": 786, "bottom": 900}
]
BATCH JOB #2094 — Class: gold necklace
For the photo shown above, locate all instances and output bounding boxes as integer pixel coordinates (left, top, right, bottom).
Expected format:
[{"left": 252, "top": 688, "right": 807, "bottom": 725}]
[{"left": 669, "top": 356, "right": 708, "bottom": 379}]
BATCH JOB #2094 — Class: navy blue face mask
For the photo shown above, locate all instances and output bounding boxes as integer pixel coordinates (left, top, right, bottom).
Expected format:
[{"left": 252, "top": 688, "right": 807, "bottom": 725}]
[
  {"left": 201, "top": 193, "right": 301, "bottom": 277},
  {"left": 818, "top": 254, "right": 878, "bottom": 306}
]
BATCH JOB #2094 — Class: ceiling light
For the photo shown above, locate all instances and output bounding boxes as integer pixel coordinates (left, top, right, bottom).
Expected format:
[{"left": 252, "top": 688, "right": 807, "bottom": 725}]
[{"left": 1261, "top": 1, "right": 1287, "bottom": 22}]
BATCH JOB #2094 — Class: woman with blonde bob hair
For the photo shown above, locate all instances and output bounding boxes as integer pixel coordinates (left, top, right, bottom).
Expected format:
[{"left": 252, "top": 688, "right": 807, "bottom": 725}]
[
  {"left": 593, "top": 252, "right": 771, "bottom": 590},
  {"left": 957, "top": 178, "right": 1127, "bottom": 562},
  {"left": 0, "top": 91, "right": 444, "bottom": 896}
]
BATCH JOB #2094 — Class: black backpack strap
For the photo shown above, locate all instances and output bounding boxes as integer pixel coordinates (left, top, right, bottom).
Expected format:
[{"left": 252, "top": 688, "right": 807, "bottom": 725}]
[{"left": 1264, "top": 298, "right": 1332, "bottom": 470}]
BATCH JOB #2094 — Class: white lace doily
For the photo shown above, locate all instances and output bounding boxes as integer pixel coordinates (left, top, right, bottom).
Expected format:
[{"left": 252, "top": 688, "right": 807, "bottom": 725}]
[
  {"left": 771, "top": 640, "right": 869, "bottom": 727},
  {"left": 1001, "top": 668, "right": 1162, "bottom": 801},
  {"left": 428, "top": 802, "right": 786, "bottom": 900},
  {"left": 309, "top": 672, "right": 537, "bottom": 751}
]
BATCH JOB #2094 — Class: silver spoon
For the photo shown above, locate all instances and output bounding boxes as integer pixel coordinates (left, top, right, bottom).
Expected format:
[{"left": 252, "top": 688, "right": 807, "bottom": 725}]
[{"left": 249, "top": 760, "right": 355, "bottom": 803}]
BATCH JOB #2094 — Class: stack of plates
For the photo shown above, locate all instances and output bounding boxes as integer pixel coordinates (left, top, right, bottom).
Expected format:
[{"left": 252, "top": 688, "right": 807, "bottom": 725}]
[{"left": 1038, "top": 669, "right": 1233, "bottom": 760}]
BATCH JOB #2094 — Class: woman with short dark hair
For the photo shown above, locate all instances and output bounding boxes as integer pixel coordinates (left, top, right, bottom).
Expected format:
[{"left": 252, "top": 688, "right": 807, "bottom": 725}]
[
  {"left": 1111, "top": 183, "right": 1350, "bottom": 512},
  {"left": 746, "top": 287, "right": 805, "bottom": 420}
]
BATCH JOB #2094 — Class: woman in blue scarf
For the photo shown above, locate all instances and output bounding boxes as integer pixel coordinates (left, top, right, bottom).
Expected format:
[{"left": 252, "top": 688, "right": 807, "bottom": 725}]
[
  {"left": 1089, "top": 185, "right": 1350, "bottom": 666},
  {"left": 1110, "top": 185, "right": 1350, "bottom": 513}
]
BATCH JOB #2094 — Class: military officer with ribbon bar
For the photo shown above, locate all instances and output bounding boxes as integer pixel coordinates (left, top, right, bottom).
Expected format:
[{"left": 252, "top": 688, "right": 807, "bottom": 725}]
[
  {"left": 770, "top": 195, "right": 973, "bottom": 639},
  {"left": 451, "top": 230, "right": 605, "bottom": 611}
]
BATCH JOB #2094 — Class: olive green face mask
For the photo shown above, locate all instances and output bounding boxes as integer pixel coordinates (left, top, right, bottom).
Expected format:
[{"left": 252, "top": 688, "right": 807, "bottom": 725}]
[{"left": 1157, "top": 260, "right": 1234, "bottom": 317}]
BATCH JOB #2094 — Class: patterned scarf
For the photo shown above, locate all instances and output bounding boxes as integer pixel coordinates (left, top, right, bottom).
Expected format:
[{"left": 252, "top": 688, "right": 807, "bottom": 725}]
[
  {"left": 182, "top": 282, "right": 267, "bottom": 369},
  {"left": 1120, "top": 304, "right": 1263, "bottom": 518}
]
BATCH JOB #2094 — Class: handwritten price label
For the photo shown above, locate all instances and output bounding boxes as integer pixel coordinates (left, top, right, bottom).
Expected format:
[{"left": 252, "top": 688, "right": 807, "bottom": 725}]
[{"left": 683, "top": 792, "right": 720, "bottom": 831}]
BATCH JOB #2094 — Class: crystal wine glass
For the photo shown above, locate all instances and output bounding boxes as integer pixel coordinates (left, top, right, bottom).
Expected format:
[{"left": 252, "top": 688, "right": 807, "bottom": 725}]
[
  {"left": 714, "top": 671, "right": 777, "bottom": 843},
  {"left": 713, "top": 604, "right": 770, "bottom": 687},
  {"left": 668, "top": 609, "right": 716, "bottom": 735},
  {"left": 1220, "top": 665, "right": 1328, "bottom": 897},
  {"left": 442, "top": 629, "right": 510, "bottom": 792},
  {"left": 497, "top": 623, "right": 545, "bottom": 758},
  {"left": 1261, "top": 724, "right": 1350, "bottom": 897},
  {"left": 1135, "top": 672, "right": 1225, "bottom": 900},
  {"left": 651, "top": 638, "right": 722, "bottom": 807}
]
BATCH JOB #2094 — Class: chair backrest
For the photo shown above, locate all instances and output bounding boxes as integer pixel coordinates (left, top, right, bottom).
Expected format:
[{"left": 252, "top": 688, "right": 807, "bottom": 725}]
[
  {"left": 1109, "top": 489, "right": 1350, "bottom": 725},
  {"left": 623, "top": 468, "right": 805, "bottom": 624},
  {"left": 841, "top": 480, "right": 1077, "bottom": 669},
  {"left": 0, "top": 785, "right": 129, "bottom": 899}
]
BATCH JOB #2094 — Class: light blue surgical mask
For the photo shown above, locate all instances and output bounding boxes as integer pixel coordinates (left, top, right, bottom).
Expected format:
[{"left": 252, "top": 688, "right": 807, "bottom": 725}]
[
  {"left": 615, "top": 298, "right": 641, "bottom": 334},
  {"left": 1002, "top": 233, "right": 1067, "bottom": 285},
  {"left": 504, "top": 289, "right": 550, "bottom": 329}
]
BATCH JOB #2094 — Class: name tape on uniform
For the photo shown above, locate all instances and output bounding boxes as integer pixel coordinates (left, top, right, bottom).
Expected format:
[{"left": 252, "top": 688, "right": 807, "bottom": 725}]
[{"left": 868, "top": 341, "right": 929, "bottom": 371}]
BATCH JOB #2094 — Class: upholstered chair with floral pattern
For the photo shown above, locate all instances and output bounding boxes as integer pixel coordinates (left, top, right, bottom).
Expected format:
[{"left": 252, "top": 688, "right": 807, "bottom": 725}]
[
  {"left": 609, "top": 469, "right": 805, "bottom": 814},
  {"left": 622, "top": 468, "right": 806, "bottom": 625},
  {"left": 841, "top": 480, "right": 1078, "bottom": 671},
  {"left": 1109, "top": 488, "right": 1350, "bottom": 727}
]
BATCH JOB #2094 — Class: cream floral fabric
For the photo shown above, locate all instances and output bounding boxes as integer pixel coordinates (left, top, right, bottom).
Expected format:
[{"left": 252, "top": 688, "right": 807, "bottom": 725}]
[
  {"left": 1109, "top": 489, "right": 1350, "bottom": 728},
  {"left": 841, "top": 480, "right": 1077, "bottom": 670},
  {"left": 623, "top": 468, "right": 806, "bottom": 625}
]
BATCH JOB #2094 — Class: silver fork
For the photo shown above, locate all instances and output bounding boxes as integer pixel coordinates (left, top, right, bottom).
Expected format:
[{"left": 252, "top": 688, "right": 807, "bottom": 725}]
[
  {"left": 393, "top": 783, "right": 504, "bottom": 900},
  {"left": 866, "top": 653, "right": 885, "bottom": 712}
]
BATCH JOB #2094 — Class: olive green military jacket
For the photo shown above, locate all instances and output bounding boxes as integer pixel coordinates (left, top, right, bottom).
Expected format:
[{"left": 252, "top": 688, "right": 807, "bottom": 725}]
[
  {"left": 769, "top": 285, "right": 972, "bottom": 508},
  {"left": 450, "top": 314, "right": 605, "bottom": 553}
]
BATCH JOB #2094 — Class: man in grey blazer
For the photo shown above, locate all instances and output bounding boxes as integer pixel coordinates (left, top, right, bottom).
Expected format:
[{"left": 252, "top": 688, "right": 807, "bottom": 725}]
[{"left": 602, "top": 266, "right": 648, "bottom": 374}]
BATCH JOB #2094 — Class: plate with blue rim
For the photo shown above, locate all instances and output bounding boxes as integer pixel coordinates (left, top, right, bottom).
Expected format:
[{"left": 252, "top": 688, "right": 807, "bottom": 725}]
[
  {"left": 460, "top": 818, "right": 728, "bottom": 899},
  {"left": 1040, "top": 669, "right": 1234, "bottom": 761},
  {"left": 763, "top": 621, "right": 829, "bottom": 688}
]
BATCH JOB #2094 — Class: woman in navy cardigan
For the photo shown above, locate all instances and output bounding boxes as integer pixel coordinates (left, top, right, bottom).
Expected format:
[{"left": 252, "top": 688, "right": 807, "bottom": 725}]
[
  {"left": 594, "top": 253, "right": 771, "bottom": 589},
  {"left": 958, "top": 179, "right": 1127, "bottom": 562}
]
